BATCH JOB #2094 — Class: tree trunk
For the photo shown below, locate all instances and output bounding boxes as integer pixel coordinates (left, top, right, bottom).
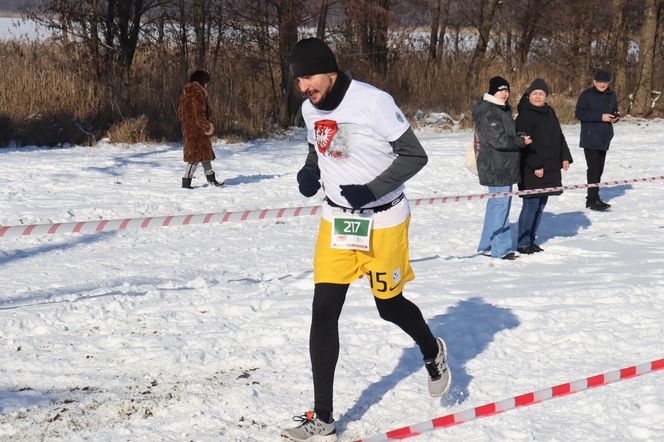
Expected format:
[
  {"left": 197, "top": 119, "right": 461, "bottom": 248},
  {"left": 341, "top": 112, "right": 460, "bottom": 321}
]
[
  {"left": 516, "top": 0, "right": 543, "bottom": 70},
  {"left": 193, "top": 0, "right": 209, "bottom": 69},
  {"left": 373, "top": 0, "right": 390, "bottom": 73},
  {"left": 453, "top": 22, "right": 460, "bottom": 55},
  {"left": 576, "top": 1, "right": 595, "bottom": 90},
  {"left": 177, "top": 0, "right": 189, "bottom": 80},
  {"left": 316, "top": 0, "right": 330, "bottom": 40},
  {"left": 504, "top": 0, "right": 512, "bottom": 70},
  {"left": 437, "top": 0, "right": 450, "bottom": 60},
  {"left": 104, "top": 0, "right": 115, "bottom": 76},
  {"left": 212, "top": 1, "right": 225, "bottom": 66},
  {"left": 358, "top": 4, "right": 370, "bottom": 61},
  {"left": 633, "top": 0, "right": 660, "bottom": 116},
  {"left": 346, "top": 0, "right": 390, "bottom": 73},
  {"left": 610, "top": 0, "right": 629, "bottom": 112},
  {"left": 467, "top": 0, "right": 499, "bottom": 89},
  {"left": 344, "top": 1, "right": 357, "bottom": 54},
  {"left": 278, "top": 0, "right": 300, "bottom": 127},
  {"left": 89, "top": 0, "right": 101, "bottom": 79},
  {"left": 429, "top": 0, "right": 441, "bottom": 60}
]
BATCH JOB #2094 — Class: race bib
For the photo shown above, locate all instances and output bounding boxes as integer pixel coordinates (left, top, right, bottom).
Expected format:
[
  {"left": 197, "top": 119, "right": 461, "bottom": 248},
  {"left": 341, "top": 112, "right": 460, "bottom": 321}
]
[{"left": 331, "top": 214, "right": 373, "bottom": 251}]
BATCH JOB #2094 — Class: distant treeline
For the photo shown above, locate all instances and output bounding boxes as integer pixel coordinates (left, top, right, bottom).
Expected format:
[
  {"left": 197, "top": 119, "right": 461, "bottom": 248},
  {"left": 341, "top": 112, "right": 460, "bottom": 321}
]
[{"left": 1, "top": 0, "right": 662, "bottom": 147}]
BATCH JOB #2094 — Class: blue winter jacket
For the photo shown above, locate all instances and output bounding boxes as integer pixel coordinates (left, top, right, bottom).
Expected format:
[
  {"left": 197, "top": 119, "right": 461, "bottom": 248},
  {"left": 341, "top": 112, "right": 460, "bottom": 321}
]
[{"left": 575, "top": 86, "right": 618, "bottom": 151}]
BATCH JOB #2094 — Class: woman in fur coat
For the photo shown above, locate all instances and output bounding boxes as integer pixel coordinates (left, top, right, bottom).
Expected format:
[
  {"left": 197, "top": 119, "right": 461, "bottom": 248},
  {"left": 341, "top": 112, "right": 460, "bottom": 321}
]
[{"left": 178, "top": 69, "right": 223, "bottom": 188}]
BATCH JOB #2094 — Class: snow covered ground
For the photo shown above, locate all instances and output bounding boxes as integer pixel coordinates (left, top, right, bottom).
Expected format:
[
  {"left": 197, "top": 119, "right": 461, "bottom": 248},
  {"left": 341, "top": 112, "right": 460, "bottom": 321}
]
[{"left": 1, "top": 119, "right": 663, "bottom": 441}]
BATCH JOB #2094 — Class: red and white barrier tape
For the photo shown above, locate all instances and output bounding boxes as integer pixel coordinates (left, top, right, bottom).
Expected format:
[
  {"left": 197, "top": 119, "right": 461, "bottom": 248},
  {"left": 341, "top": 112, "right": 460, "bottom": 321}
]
[
  {"left": 1, "top": 176, "right": 662, "bottom": 239},
  {"left": 355, "top": 357, "right": 664, "bottom": 442},
  {"left": 413, "top": 176, "right": 664, "bottom": 206},
  {"left": 0, "top": 206, "right": 322, "bottom": 239}
]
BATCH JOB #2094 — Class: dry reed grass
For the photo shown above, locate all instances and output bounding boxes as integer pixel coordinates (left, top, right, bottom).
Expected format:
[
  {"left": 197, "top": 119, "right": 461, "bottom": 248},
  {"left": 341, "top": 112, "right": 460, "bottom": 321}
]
[
  {"left": 107, "top": 115, "right": 149, "bottom": 144},
  {"left": 2, "top": 39, "right": 658, "bottom": 147}
]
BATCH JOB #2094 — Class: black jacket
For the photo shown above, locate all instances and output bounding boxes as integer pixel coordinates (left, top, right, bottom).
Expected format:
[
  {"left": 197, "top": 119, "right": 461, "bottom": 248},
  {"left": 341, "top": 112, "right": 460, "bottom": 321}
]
[
  {"left": 515, "top": 96, "right": 573, "bottom": 197},
  {"left": 575, "top": 86, "right": 618, "bottom": 151},
  {"left": 472, "top": 95, "right": 525, "bottom": 186}
]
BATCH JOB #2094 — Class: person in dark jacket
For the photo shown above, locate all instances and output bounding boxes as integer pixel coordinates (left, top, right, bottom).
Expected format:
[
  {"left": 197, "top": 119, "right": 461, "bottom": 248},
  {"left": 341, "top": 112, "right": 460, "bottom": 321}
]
[
  {"left": 177, "top": 69, "right": 224, "bottom": 189},
  {"left": 472, "top": 76, "right": 532, "bottom": 260},
  {"left": 575, "top": 69, "right": 619, "bottom": 211},
  {"left": 515, "top": 79, "right": 573, "bottom": 254}
]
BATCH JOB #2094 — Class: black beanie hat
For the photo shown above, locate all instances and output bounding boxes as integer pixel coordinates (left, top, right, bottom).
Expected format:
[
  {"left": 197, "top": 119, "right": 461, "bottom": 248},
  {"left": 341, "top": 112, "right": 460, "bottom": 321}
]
[
  {"left": 189, "top": 69, "right": 210, "bottom": 85},
  {"left": 527, "top": 78, "right": 549, "bottom": 96},
  {"left": 289, "top": 37, "right": 339, "bottom": 78},
  {"left": 488, "top": 76, "right": 510, "bottom": 95},
  {"left": 594, "top": 69, "right": 611, "bottom": 82}
]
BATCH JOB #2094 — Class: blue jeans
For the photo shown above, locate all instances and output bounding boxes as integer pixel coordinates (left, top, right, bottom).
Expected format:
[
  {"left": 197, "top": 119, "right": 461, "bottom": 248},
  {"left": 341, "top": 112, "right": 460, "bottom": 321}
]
[
  {"left": 478, "top": 185, "right": 514, "bottom": 258},
  {"left": 517, "top": 196, "right": 548, "bottom": 248}
]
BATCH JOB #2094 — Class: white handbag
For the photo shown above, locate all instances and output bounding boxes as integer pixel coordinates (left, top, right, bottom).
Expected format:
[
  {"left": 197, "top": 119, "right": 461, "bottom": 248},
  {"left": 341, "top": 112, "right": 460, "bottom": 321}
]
[{"left": 466, "top": 133, "right": 479, "bottom": 176}]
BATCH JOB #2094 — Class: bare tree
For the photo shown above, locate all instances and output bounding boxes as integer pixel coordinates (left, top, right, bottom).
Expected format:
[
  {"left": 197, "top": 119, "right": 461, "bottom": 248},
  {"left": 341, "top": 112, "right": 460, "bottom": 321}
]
[
  {"left": 500, "top": 0, "right": 513, "bottom": 70},
  {"left": 515, "top": 0, "right": 544, "bottom": 70},
  {"left": 437, "top": 0, "right": 450, "bottom": 60},
  {"left": 276, "top": 0, "right": 300, "bottom": 127},
  {"left": 345, "top": 0, "right": 391, "bottom": 73},
  {"left": 467, "top": 0, "right": 500, "bottom": 88},
  {"left": 573, "top": 0, "right": 601, "bottom": 88},
  {"left": 633, "top": 0, "right": 661, "bottom": 115},
  {"left": 28, "top": 0, "right": 164, "bottom": 80},
  {"left": 316, "top": 0, "right": 334, "bottom": 39},
  {"left": 429, "top": 0, "right": 442, "bottom": 59},
  {"left": 191, "top": 0, "right": 211, "bottom": 68},
  {"left": 374, "top": 0, "right": 390, "bottom": 73},
  {"left": 609, "top": 0, "right": 629, "bottom": 111}
]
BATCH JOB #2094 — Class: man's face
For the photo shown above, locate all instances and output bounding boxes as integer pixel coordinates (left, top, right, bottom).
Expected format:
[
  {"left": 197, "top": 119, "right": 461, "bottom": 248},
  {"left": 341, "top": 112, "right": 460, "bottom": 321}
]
[
  {"left": 297, "top": 73, "right": 337, "bottom": 105},
  {"left": 593, "top": 80, "right": 609, "bottom": 92}
]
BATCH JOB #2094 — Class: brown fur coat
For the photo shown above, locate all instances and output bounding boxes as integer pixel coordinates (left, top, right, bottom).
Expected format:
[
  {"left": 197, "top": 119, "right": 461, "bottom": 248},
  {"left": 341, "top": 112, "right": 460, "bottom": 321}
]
[{"left": 178, "top": 82, "right": 215, "bottom": 163}]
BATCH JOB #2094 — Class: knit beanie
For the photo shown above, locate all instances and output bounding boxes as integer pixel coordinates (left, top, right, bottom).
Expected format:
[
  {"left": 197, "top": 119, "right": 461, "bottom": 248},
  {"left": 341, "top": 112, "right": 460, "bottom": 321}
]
[
  {"left": 488, "top": 76, "right": 510, "bottom": 95},
  {"left": 594, "top": 69, "right": 610, "bottom": 82},
  {"left": 289, "top": 37, "right": 339, "bottom": 78},
  {"left": 189, "top": 69, "right": 210, "bottom": 85},
  {"left": 527, "top": 78, "right": 549, "bottom": 96}
]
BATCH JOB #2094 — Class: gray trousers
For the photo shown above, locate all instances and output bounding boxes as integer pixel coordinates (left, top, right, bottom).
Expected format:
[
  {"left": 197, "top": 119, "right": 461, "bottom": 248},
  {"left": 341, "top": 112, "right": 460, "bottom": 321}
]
[{"left": 184, "top": 161, "right": 213, "bottom": 178}]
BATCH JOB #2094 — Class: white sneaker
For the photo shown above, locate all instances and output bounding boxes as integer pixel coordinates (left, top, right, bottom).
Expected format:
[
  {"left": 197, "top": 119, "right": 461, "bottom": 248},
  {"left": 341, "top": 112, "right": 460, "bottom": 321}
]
[
  {"left": 281, "top": 410, "right": 337, "bottom": 441},
  {"left": 424, "top": 337, "right": 451, "bottom": 397}
]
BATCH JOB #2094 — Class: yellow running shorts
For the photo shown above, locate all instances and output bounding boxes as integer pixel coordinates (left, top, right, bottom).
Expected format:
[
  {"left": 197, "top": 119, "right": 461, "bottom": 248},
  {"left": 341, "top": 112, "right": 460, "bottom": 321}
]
[{"left": 313, "top": 216, "right": 415, "bottom": 299}]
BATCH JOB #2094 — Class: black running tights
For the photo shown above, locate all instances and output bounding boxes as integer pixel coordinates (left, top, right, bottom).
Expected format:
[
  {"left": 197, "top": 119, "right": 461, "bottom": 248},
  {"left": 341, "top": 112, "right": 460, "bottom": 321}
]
[{"left": 310, "top": 283, "right": 437, "bottom": 422}]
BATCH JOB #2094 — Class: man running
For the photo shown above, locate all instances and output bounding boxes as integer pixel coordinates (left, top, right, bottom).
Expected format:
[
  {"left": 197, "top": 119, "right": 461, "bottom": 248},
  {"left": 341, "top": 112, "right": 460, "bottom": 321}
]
[{"left": 281, "top": 37, "right": 450, "bottom": 442}]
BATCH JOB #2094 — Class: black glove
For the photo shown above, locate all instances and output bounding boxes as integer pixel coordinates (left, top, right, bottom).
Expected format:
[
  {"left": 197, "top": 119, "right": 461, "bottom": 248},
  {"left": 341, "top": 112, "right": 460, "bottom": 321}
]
[
  {"left": 340, "top": 184, "right": 375, "bottom": 209},
  {"left": 297, "top": 168, "right": 321, "bottom": 197}
]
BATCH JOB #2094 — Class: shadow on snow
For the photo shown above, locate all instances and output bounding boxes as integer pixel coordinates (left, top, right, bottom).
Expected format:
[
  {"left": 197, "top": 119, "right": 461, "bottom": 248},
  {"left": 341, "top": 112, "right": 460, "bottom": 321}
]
[
  {"left": 511, "top": 183, "right": 631, "bottom": 245},
  {"left": 0, "top": 389, "right": 58, "bottom": 414},
  {"left": 337, "top": 296, "right": 519, "bottom": 432},
  {"left": 222, "top": 174, "right": 279, "bottom": 186},
  {"left": 83, "top": 147, "right": 176, "bottom": 176},
  {"left": 0, "top": 232, "right": 116, "bottom": 268},
  {"left": 534, "top": 210, "right": 591, "bottom": 244},
  {"left": 598, "top": 183, "right": 631, "bottom": 204}
]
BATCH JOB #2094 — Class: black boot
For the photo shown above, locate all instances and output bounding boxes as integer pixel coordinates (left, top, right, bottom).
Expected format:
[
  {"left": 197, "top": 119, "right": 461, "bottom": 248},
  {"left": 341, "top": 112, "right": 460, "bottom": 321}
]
[
  {"left": 587, "top": 200, "right": 610, "bottom": 211},
  {"left": 182, "top": 177, "right": 193, "bottom": 189},
  {"left": 206, "top": 172, "right": 224, "bottom": 187}
]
